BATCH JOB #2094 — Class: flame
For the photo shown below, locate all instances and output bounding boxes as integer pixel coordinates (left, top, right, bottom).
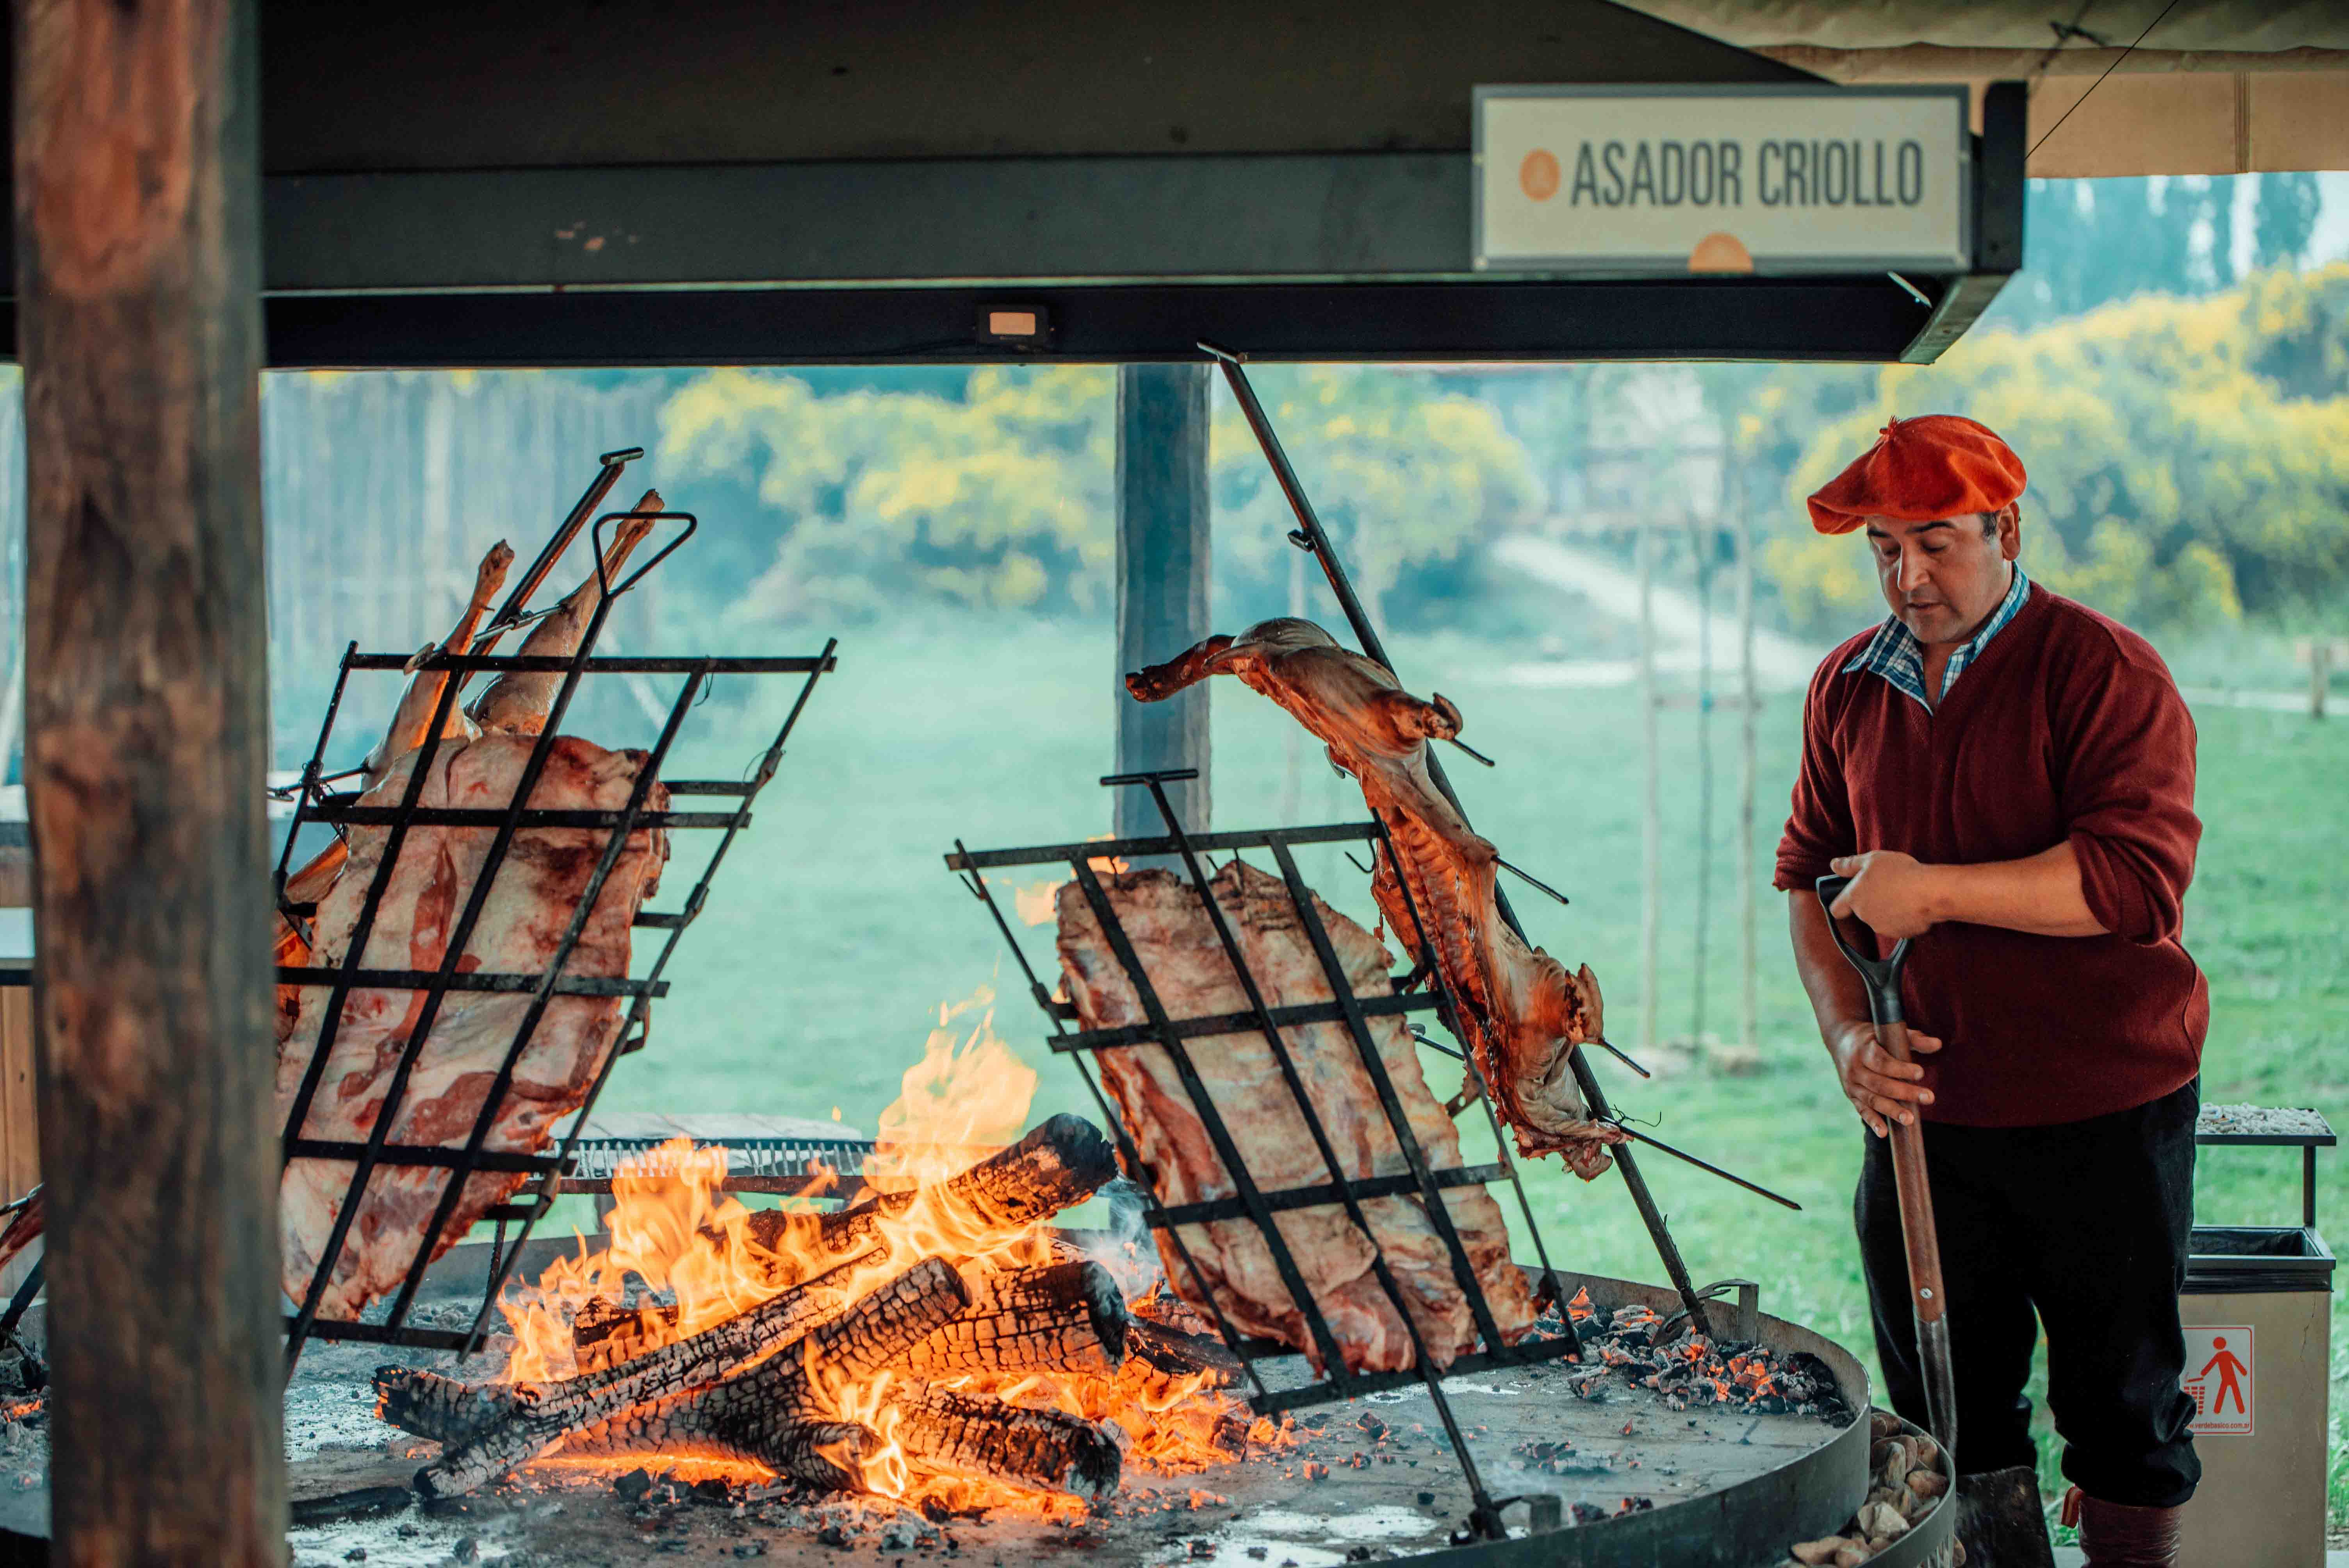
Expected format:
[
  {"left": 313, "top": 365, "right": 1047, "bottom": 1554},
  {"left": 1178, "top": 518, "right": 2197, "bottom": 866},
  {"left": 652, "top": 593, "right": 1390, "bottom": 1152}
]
[
  {"left": 867, "top": 992, "right": 1038, "bottom": 1194},
  {"left": 1011, "top": 880, "right": 1063, "bottom": 927},
  {"left": 825, "top": 1363, "right": 911, "bottom": 1499},
  {"left": 499, "top": 1136, "right": 809, "bottom": 1384},
  {"left": 488, "top": 989, "right": 1282, "bottom": 1516}
]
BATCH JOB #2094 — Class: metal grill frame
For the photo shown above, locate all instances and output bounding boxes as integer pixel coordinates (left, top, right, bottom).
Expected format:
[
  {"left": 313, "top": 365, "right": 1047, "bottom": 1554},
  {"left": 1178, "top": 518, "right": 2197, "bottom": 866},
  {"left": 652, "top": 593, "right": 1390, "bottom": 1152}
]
[
  {"left": 947, "top": 769, "right": 1579, "bottom": 1540},
  {"left": 266, "top": 450, "right": 838, "bottom": 1369}
]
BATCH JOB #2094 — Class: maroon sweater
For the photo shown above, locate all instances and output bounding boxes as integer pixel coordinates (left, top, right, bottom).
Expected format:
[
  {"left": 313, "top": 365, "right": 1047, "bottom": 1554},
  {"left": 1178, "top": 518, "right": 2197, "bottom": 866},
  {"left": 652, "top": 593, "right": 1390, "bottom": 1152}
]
[{"left": 1775, "top": 584, "right": 2206, "bottom": 1127}]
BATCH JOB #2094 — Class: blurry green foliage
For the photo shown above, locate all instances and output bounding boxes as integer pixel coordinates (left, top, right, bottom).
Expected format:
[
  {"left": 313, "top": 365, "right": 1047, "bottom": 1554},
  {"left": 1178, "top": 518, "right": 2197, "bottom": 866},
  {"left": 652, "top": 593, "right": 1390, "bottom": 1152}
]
[
  {"left": 1208, "top": 365, "right": 1538, "bottom": 632},
  {"left": 658, "top": 363, "right": 1536, "bottom": 626},
  {"left": 659, "top": 365, "right": 1115, "bottom": 619},
  {"left": 1758, "top": 264, "right": 2349, "bottom": 639}
]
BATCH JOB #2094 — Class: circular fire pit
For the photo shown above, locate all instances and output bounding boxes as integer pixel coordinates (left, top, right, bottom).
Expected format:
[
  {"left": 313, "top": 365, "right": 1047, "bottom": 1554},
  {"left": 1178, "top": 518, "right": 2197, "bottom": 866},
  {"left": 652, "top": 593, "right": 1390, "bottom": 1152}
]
[{"left": 248, "top": 1261, "right": 1951, "bottom": 1568}]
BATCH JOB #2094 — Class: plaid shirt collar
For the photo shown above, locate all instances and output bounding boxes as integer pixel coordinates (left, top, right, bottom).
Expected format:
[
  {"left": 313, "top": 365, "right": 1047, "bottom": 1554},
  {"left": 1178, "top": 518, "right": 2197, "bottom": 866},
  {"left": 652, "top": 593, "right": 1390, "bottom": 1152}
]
[{"left": 1843, "top": 565, "right": 2030, "bottom": 709}]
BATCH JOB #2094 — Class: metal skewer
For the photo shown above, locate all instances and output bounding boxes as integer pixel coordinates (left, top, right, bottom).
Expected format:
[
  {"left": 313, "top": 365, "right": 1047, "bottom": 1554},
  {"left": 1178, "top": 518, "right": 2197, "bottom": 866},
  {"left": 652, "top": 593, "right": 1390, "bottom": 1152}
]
[
  {"left": 1592, "top": 1037, "right": 1654, "bottom": 1079},
  {"left": 1497, "top": 857, "right": 1572, "bottom": 907},
  {"left": 1415, "top": 1021, "right": 1767, "bottom": 1196},
  {"left": 1601, "top": 1119, "right": 1803, "bottom": 1212}
]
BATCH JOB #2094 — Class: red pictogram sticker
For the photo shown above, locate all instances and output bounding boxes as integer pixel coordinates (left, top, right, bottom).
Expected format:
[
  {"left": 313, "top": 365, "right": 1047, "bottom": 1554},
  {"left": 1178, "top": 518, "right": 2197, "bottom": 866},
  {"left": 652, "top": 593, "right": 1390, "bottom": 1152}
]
[{"left": 2181, "top": 1325, "right": 2254, "bottom": 1437}]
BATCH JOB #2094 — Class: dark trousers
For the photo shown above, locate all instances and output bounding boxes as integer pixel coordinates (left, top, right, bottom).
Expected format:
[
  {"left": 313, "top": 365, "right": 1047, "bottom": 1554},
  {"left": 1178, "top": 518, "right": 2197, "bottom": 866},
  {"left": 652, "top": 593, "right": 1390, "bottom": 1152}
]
[{"left": 1855, "top": 1078, "right": 2201, "bottom": 1509}]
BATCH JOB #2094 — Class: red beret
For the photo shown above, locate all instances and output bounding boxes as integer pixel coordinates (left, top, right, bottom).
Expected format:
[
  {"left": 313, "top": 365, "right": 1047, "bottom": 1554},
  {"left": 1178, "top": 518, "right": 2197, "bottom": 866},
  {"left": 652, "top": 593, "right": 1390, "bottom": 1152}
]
[{"left": 1806, "top": 415, "right": 2026, "bottom": 535}]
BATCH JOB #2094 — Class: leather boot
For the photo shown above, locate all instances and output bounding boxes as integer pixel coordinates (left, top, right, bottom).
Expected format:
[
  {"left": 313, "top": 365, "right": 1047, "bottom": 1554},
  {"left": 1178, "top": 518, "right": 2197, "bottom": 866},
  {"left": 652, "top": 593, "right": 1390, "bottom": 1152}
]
[
  {"left": 1955, "top": 1466, "right": 2057, "bottom": 1568},
  {"left": 2063, "top": 1487, "right": 2184, "bottom": 1568}
]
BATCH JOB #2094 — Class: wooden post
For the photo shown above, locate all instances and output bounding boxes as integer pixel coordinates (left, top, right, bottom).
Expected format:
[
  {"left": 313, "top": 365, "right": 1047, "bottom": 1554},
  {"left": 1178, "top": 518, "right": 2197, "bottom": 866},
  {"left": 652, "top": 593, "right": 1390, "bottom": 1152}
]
[
  {"left": 1689, "top": 517, "right": 1711, "bottom": 1046},
  {"left": 1734, "top": 465, "right": 1759, "bottom": 1059},
  {"left": 15, "top": 0, "right": 287, "bottom": 1563},
  {"left": 1114, "top": 364, "right": 1212, "bottom": 841},
  {"left": 1637, "top": 517, "right": 1660, "bottom": 1055}
]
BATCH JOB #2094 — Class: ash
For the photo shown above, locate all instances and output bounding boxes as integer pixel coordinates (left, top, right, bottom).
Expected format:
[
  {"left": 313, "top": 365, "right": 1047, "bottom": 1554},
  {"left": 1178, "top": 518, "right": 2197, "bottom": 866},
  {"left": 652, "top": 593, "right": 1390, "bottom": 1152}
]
[
  {"left": 1535, "top": 1290, "right": 1852, "bottom": 1424},
  {"left": 2199, "top": 1103, "right": 2333, "bottom": 1139}
]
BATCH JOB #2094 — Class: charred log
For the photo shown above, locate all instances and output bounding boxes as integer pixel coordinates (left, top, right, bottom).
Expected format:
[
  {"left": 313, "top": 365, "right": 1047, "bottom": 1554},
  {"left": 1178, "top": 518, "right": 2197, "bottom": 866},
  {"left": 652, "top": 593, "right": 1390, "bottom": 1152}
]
[
  {"left": 419, "top": 1257, "right": 968, "bottom": 1497},
  {"left": 1125, "top": 1318, "right": 1241, "bottom": 1385},
  {"left": 555, "top": 1399, "right": 880, "bottom": 1493},
  {"left": 895, "top": 1384, "right": 1124, "bottom": 1500},
  {"left": 742, "top": 1114, "right": 1117, "bottom": 1263},
  {"left": 561, "top": 1117, "right": 1122, "bottom": 1355},
  {"left": 373, "top": 1367, "right": 525, "bottom": 1447},
  {"left": 383, "top": 1261, "right": 865, "bottom": 1489},
  {"left": 896, "top": 1260, "right": 1128, "bottom": 1379}
]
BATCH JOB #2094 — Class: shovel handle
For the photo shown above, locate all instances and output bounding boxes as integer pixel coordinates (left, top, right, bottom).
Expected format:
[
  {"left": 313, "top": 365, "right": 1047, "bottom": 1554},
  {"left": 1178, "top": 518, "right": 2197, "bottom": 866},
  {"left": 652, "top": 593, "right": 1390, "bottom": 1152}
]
[
  {"left": 1818, "top": 880, "right": 1954, "bottom": 1448},
  {"left": 1814, "top": 875, "right": 1912, "bottom": 1028},
  {"left": 1879, "top": 1025, "right": 1946, "bottom": 1320}
]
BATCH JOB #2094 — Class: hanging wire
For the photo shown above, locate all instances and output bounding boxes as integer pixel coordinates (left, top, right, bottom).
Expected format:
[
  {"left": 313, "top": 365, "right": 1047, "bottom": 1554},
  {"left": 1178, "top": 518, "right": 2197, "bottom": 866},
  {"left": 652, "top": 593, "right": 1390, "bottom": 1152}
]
[
  {"left": 2028, "top": 0, "right": 2183, "bottom": 161},
  {"left": 2027, "top": 1, "right": 2105, "bottom": 93}
]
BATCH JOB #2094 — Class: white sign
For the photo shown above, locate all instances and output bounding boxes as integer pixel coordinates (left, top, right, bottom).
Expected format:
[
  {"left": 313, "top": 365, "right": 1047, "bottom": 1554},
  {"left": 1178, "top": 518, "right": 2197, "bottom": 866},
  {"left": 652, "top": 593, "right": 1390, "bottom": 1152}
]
[
  {"left": 1474, "top": 85, "right": 1969, "bottom": 274},
  {"left": 2182, "top": 1324, "right": 2255, "bottom": 1437}
]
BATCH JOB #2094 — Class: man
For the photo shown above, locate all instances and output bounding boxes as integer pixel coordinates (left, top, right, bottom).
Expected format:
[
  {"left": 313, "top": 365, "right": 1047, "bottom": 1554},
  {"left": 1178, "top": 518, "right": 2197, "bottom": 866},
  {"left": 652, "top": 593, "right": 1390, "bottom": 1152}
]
[{"left": 1775, "top": 416, "right": 2205, "bottom": 1568}]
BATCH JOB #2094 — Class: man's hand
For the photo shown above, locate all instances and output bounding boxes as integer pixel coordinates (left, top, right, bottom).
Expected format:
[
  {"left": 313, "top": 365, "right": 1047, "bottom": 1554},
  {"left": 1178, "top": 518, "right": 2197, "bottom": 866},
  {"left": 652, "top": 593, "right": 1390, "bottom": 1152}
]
[
  {"left": 1829, "top": 850, "right": 1943, "bottom": 939},
  {"left": 1828, "top": 1019, "right": 1943, "bottom": 1137}
]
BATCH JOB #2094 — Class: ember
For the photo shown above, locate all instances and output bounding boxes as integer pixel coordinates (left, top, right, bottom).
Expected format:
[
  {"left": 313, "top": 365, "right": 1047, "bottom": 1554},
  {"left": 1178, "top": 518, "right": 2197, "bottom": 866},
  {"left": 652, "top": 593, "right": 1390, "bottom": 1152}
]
[
  {"left": 1535, "top": 1289, "right": 1852, "bottom": 1424},
  {"left": 376, "top": 997, "right": 1293, "bottom": 1515}
]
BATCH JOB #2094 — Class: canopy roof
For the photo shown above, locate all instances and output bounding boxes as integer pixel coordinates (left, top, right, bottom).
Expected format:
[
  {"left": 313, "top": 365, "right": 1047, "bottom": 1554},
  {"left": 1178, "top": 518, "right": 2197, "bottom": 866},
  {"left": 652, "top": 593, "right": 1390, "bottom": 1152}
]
[
  {"left": 1624, "top": 0, "right": 2349, "bottom": 175},
  {"left": 3, "top": 0, "right": 2035, "bottom": 366}
]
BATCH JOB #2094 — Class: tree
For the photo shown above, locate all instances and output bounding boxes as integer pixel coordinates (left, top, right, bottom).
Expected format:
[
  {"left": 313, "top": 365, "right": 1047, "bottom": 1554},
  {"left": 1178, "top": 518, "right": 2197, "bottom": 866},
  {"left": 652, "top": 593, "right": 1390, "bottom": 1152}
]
[
  {"left": 2255, "top": 173, "right": 2322, "bottom": 272},
  {"left": 1998, "top": 176, "right": 2265, "bottom": 327},
  {"left": 655, "top": 363, "right": 1536, "bottom": 628},
  {"left": 1208, "top": 365, "right": 1538, "bottom": 635},
  {"left": 1761, "top": 265, "right": 2349, "bottom": 639},
  {"left": 657, "top": 366, "right": 1117, "bottom": 620}
]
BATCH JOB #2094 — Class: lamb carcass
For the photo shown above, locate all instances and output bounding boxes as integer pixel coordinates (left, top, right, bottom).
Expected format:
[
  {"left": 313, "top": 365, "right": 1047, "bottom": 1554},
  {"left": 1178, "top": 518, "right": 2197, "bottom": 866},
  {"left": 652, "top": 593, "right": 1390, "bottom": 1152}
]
[
  {"left": 277, "top": 503, "right": 672, "bottom": 1318},
  {"left": 275, "top": 538, "right": 516, "bottom": 1039},
  {"left": 1055, "top": 859, "right": 1537, "bottom": 1374},
  {"left": 1126, "top": 617, "right": 1620, "bottom": 1178}
]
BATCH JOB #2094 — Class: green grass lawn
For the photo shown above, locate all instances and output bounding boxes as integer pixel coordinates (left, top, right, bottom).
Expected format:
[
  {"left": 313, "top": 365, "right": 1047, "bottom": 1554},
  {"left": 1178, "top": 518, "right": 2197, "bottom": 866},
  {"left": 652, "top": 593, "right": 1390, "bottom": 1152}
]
[{"left": 551, "top": 613, "right": 2348, "bottom": 1525}]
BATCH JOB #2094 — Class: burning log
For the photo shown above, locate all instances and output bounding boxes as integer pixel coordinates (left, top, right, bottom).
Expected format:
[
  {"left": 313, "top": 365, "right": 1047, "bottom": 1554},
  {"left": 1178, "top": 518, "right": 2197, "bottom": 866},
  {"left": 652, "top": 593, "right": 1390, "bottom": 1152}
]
[
  {"left": 1125, "top": 1318, "right": 1242, "bottom": 1384},
  {"left": 895, "top": 1384, "right": 1124, "bottom": 1499},
  {"left": 374, "top": 1368, "right": 525, "bottom": 1447},
  {"left": 558, "top": 1400, "right": 883, "bottom": 1493},
  {"left": 381, "top": 1120, "right": 1144, "bottom": 1506},
  {"left": 742, "top": 1113, "right": 1119, "bottom": 1265},
  {"left": 380, "top": 1260, "right": 866, "bottom": 1482},
  {"left": 896, "top": 1260, "right": 1128, "bottom": 1379},
  {"left": 413, "top": 1258, "right": 963, "bottom": 1497},
  {"left": 560, "top": 1114, "right": 1123, "bottom": 1356}
]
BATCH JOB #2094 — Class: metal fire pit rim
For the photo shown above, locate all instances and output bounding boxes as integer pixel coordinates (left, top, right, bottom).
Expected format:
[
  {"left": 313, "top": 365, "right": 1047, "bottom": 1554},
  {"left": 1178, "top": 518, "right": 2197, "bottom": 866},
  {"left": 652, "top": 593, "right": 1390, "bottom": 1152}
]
[{"left": 1374, "top": 1262, "right": 1893, "bottom": 1568}]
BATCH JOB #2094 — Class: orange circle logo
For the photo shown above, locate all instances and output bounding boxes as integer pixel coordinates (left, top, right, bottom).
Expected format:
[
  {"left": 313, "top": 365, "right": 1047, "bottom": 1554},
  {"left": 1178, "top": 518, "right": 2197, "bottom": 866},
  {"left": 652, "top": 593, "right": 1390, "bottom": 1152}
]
[{"left": 1520, "top": 149, "right": 1561, "bottom": 202}]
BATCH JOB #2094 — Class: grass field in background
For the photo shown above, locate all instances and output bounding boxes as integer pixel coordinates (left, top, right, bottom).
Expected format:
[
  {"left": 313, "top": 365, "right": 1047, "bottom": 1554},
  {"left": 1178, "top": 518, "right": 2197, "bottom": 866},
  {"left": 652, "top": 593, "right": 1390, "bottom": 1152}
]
[{"left": 527, "top": 615, "right": 2347, "bottom": 1526}]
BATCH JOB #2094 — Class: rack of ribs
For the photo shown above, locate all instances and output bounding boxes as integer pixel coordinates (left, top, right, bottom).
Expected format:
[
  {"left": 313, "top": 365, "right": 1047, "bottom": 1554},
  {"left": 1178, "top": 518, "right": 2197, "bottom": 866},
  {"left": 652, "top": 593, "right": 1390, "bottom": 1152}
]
[
  {"left": 1126, "top": 617, "right": 1622, "bottom": 1179},
  {"left": 1054, "top": 858, "right": 1536, "bottom": 1374},
  {"left": 275, "top": 506, "right": 673, "bottom": 1318}
]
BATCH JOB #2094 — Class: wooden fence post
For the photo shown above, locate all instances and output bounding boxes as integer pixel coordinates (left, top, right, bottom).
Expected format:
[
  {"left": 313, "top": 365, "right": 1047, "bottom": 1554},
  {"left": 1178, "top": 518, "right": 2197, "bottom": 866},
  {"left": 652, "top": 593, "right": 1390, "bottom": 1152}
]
[
  {"left": 2297, "top": 637, "right": 2340, "bottom": 721},
  {"left": 14, "top": 0, "right": 286, "bottom": 1561}
]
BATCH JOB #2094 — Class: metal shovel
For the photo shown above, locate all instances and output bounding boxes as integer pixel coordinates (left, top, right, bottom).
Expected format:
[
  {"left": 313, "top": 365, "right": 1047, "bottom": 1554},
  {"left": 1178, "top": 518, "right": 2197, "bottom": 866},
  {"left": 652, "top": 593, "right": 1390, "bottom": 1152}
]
[{"left": 1816, "top": 874, "right": 1959, "bottom": 1460}]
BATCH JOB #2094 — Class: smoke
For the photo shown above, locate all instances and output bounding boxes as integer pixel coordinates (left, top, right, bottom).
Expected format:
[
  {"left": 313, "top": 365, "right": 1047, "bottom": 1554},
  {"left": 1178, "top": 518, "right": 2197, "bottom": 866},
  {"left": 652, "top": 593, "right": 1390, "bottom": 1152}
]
[{"left": 1069, "top": 1176, "right": 1163, "bottom": 1302}]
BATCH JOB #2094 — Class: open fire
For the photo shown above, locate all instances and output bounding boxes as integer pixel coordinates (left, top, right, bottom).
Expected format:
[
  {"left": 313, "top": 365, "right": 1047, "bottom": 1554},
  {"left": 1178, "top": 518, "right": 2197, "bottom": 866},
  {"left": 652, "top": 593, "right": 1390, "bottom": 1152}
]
[{"left": 374, "top": 994, "right": 1290, "bottom": 1519}]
